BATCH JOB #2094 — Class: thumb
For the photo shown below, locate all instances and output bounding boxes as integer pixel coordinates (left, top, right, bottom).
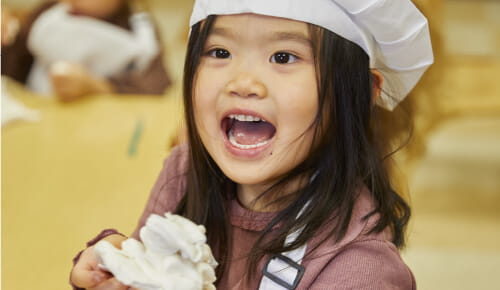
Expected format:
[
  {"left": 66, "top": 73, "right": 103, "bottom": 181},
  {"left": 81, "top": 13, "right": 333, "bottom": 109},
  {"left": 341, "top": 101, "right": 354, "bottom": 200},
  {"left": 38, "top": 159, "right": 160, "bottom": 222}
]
[{"left": 71, "top": 246, "right": 111, "bottom": 288}]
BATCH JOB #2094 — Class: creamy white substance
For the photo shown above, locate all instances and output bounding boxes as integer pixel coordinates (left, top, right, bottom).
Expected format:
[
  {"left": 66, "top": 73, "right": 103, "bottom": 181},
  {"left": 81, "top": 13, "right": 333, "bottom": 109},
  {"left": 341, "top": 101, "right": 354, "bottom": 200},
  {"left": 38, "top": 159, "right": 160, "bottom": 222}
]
[{"left": 94, "top": 213, "right": 217, "bottom": 290}]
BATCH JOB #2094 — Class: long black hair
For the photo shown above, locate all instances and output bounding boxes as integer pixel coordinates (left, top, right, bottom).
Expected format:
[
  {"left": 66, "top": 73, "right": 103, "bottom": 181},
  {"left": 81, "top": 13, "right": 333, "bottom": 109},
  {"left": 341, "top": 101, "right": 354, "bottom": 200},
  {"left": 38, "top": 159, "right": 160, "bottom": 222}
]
[{"left": 177, "top": 15, "right": 411, "bottom": 282}]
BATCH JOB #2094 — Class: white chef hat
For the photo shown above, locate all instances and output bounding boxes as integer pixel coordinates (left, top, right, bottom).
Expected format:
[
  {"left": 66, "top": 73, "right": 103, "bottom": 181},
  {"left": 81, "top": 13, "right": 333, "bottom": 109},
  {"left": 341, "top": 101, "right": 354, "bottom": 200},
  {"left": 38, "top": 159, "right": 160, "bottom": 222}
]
[{"left": 189, "top": 0, "right": 434, "bottom": 110}]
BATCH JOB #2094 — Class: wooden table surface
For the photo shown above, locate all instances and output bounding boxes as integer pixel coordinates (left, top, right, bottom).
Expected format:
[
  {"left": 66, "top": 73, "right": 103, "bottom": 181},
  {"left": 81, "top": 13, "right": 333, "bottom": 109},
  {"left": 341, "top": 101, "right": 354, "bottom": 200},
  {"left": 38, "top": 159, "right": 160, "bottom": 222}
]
[{"left": 2, "top": 80, "right": 184, "bottom": 289}]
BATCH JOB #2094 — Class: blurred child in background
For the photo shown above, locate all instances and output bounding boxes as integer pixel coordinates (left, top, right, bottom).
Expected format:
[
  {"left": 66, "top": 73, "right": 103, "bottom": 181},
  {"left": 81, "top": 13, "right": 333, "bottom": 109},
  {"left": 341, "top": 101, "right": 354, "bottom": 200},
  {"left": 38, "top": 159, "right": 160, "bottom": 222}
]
[{"left": 1, "top": 0, "right": 171, "bottom": 102}]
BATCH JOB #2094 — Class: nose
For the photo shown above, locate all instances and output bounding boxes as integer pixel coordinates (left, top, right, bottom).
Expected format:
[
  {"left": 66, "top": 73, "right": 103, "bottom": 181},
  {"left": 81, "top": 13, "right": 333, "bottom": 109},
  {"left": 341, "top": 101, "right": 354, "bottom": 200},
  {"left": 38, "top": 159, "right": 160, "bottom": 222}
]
[{"left": 224, "top": 73, "right": 267, "bottom": 98}]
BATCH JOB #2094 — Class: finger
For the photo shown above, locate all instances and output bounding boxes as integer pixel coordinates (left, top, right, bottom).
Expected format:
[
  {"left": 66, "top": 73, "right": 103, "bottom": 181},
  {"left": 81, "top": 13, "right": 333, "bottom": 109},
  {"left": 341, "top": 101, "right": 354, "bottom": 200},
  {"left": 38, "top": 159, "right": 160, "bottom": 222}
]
[
  {"left": 70, "top": 268, "right": 110, "bottom": 288},
  {"left": 71, "top": 247, "right": 110, "bottom": 287},
  {"left": 89, "top": 277, "right": 129, "bottom": 290}
]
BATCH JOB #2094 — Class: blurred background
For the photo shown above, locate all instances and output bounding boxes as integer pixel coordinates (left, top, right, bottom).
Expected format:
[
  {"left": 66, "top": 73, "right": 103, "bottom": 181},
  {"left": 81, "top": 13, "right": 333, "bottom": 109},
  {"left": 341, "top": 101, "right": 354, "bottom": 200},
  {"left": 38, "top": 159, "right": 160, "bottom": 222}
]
[{"left": 1, "top": 0, "right": 499, "bottom": 289}]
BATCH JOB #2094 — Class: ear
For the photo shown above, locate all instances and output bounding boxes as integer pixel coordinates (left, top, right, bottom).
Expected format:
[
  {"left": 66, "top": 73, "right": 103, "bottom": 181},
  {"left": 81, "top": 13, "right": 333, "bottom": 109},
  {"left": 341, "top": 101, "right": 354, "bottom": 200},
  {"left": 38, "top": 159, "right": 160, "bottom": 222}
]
[{"left": 370, "top": 69, "right": 384, "bottom": 104}]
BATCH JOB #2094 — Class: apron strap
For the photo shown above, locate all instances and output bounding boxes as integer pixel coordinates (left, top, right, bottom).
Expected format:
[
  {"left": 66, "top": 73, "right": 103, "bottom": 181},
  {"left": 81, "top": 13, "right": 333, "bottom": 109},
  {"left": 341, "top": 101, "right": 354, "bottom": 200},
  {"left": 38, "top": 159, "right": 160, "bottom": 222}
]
[
  {"left": 259, "top": 201, "right": 310, "bottom": 290},
  {"left": 260, "top": 246, "right": 307, "bottom": 290}
]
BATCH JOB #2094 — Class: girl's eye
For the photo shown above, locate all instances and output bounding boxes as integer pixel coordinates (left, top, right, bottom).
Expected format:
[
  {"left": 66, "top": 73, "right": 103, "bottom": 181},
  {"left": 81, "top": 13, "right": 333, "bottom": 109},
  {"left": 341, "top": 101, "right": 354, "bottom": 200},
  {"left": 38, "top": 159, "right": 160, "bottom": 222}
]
[
  {"left": 208, "top": 48, "right": 231, "bottom": 59},
  {"left": 270, "top": 52, "right": 298, "bottom": 64}
]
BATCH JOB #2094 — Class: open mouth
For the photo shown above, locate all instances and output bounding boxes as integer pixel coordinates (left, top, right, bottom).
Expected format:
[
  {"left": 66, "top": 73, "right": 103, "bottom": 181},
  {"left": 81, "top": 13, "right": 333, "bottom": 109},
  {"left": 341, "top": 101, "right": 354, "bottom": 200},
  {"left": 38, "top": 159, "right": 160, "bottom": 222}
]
[{"left": 222, "top": 114, "right": 276, "bottom": 149}]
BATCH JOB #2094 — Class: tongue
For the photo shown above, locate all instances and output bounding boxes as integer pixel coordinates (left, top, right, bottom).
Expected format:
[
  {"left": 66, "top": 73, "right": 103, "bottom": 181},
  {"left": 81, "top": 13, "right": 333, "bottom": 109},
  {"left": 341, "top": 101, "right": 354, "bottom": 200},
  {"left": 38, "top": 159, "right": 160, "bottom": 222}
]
[{"left": 231, "top": 120, "right": 276, "bottom": 145}]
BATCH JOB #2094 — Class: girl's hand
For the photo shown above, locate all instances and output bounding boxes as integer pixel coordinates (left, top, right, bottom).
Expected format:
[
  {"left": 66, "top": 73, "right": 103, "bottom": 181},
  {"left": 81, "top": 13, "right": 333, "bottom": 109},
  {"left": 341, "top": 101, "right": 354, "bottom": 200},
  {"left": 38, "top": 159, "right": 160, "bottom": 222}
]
[
  {"left": 50, "top": 61, "right": 113, "bottom": 102},
  {"left": 71, "top": 234, "right": 129, "bottom": 289}
]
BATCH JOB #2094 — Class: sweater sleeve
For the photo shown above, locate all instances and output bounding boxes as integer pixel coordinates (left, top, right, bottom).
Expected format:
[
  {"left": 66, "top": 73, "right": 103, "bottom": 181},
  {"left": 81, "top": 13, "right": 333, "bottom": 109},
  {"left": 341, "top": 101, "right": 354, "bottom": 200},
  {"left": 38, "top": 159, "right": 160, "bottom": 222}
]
[
  {"left": 130, "top": 144, "right": 188, "bottom": 239},
  {"left": 108, "top": 13, "right": 172, "bottom": 95},
  {"left": 108, "top": 52, "right": 172, "bottom": 95},
  {"left": 310, "top": 239, "right": 416, "bottom": 290}
]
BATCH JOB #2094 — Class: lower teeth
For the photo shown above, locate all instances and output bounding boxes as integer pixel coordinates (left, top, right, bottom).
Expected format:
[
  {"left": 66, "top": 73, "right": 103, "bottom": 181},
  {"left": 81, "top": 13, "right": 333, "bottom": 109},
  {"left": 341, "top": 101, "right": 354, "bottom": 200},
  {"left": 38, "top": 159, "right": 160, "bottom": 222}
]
[{"left": 228, "top": 130, "right": 270, "bottom": 149}]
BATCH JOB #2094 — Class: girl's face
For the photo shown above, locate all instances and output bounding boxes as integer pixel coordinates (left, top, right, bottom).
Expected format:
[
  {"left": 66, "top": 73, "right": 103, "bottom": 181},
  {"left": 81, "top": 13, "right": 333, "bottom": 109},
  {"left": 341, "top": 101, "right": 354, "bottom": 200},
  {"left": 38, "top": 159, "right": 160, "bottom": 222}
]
[
  {"left": 194, "top": 14, "right": 318, "bottom": 203},
  {"left": 67, "top": 0, "right": 123, "bottom": 19}
]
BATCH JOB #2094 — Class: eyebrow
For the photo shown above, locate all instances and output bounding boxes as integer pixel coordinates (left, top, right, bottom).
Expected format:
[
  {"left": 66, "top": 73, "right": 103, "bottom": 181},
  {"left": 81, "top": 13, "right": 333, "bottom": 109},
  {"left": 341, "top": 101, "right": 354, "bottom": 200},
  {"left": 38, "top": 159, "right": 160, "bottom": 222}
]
[
  {"left": 209, "top": 27, "right": 236, "bottom": 39},
  {"left": 267, "top": 31, "right": 312, "bottom": 47},
  {"left": 210, "top": 27, "right": 312, "bottom": 47}
]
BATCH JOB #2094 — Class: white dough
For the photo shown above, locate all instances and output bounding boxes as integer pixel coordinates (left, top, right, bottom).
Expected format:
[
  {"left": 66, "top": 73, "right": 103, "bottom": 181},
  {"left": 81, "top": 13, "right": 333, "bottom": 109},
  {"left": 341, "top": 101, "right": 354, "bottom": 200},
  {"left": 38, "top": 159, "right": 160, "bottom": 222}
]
[{"left": 94, "top": 213, "right": 217, "bottom": 290}]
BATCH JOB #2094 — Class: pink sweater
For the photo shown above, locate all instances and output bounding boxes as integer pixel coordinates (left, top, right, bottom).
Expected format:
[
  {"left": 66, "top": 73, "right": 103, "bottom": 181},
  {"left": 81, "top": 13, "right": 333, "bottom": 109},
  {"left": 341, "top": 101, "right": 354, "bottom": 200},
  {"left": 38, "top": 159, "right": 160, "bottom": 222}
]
[{"left": 128, "top": 145, "right": 416, "bottom": 289}]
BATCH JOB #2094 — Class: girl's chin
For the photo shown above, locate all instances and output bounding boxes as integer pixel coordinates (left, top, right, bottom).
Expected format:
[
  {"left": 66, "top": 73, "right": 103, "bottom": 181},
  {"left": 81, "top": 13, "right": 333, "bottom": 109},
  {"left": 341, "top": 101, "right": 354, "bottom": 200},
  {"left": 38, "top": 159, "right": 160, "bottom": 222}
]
[{"left": 224, "top": 171, "right": 274, "bottom": 189}]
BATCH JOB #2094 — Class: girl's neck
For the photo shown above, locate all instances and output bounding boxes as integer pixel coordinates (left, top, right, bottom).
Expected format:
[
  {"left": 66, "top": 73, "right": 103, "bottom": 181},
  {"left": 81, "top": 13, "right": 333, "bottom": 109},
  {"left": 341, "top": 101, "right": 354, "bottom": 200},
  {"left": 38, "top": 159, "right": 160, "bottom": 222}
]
[
  {"left": 237, "top": 184, "right": 272, "bottom": 212},
  {"left": 236, "top": 175, "right": 309, "bottom": 212}
]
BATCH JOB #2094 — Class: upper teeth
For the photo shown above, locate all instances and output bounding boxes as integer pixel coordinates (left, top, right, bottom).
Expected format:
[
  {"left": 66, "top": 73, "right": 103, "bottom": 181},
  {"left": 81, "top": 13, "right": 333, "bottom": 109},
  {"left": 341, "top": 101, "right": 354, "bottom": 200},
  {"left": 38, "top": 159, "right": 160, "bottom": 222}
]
[{"left": 229, "top": 114, "right": 262, "bottom": 122}]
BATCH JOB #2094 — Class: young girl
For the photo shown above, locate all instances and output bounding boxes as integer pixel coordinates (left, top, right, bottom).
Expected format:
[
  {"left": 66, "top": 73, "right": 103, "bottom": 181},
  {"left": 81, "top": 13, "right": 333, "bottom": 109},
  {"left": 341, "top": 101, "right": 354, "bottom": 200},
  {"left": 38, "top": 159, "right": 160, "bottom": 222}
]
[{"left": 70, "top": 0, "right": 433, "bottom": 289}]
